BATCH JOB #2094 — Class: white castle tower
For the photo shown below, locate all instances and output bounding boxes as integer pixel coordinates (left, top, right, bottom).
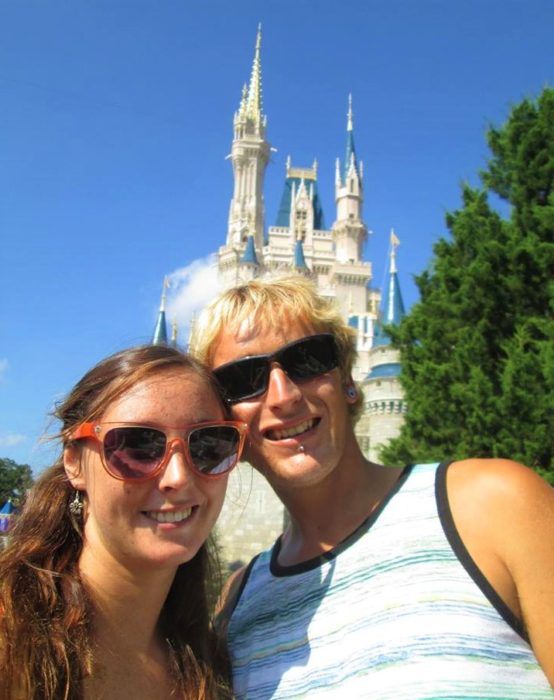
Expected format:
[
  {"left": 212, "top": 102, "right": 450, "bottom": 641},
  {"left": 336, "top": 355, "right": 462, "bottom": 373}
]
[{"left": 219, "top": 25, "right": 269, "bottom": 286}]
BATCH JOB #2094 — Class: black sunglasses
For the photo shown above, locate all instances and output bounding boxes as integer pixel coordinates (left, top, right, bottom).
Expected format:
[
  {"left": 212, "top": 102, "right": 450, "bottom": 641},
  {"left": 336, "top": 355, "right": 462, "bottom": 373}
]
[{"left": 213, "top": 333, "right": 339, "bottom": 404}]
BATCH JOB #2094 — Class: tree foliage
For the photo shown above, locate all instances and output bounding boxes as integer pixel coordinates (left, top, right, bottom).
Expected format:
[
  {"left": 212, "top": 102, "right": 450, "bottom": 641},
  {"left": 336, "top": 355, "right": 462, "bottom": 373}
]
[
  {"left": 0, "top": 457, "right": 34, "bottom": 506},
  {"left": 381, "top": 88, "right": 554, "bottom": 482}
]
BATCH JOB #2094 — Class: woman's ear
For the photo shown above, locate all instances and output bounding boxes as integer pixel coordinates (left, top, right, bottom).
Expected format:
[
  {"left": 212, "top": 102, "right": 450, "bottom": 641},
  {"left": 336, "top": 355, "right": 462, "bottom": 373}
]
[{"left": 64, "top": 444, "right": 86, "bottom": 490}]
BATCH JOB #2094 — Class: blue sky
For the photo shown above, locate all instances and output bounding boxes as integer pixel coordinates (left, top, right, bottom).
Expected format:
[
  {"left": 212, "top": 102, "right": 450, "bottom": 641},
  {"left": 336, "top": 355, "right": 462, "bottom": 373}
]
[{"left": 1, "top": 0, "right": 552, "bottom": 473}]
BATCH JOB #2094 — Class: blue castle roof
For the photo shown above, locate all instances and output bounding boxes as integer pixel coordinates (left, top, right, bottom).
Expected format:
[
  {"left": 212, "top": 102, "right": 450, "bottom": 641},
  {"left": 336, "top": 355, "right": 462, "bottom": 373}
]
[
  {"left": 152, "top": 309, "right": 168, "bottom": 345},
  {"left": 341, "top": 95, "right": 361, "bottom": 186},
  {"left": 373, "top": 260, "right": 405, "bottom": 348},
  {"left": 343, "top": 128, "right": 359, "bottom": 184},
  {"left": 275, "top": 176, "right": 325, "bottom": 230},
  {"left": 241, "top": 235, "right": 259, "bottom": 265},
  {"left": 367, "top": 362, "right": 402, "bottom": 379},
  {"left": 293, "top": 239, "right": 308, "bottom": 270}
]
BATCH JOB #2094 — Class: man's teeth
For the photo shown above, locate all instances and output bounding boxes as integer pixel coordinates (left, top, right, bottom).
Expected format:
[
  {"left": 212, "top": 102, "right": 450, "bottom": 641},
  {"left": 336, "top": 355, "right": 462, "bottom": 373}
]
[
  {"left": 271, "top": 419, "right": 315, "bottom": 441},
  {"left": 146, "top": 509, "right": 192, "bottom": 523}
]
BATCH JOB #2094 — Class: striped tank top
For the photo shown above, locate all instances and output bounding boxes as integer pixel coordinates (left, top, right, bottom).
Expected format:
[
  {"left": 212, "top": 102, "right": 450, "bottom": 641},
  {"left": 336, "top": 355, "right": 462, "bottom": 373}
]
[{"left": 227, "top": 461, "right": 552, "bottom": 699}]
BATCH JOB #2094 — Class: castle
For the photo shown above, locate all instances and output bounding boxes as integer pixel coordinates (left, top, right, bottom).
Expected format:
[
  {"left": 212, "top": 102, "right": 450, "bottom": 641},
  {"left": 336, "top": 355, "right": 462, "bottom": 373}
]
[{"left": 154, "top": 27, "right": 407, "bottom": 566}]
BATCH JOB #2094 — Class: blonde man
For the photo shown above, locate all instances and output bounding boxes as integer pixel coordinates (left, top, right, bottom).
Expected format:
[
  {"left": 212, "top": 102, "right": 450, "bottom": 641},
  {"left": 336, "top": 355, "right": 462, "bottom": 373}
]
[{"left": 192, "top": 276, "right": 554, "bottom": 700}]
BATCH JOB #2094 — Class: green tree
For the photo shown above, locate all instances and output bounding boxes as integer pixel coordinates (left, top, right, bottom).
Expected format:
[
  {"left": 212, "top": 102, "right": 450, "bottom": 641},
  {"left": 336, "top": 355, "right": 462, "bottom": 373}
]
[
  {"left": 0, "top": 457, "right": 34, "bottom": 506},
  {"left": 382, "top": 88, "right": 554, "bottom": 483}
]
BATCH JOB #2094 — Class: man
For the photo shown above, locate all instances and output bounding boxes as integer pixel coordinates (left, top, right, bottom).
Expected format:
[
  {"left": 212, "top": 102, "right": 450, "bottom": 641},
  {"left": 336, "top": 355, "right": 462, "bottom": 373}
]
[{"left": 192, "top": 276, "right": 554, "bottom": 699}]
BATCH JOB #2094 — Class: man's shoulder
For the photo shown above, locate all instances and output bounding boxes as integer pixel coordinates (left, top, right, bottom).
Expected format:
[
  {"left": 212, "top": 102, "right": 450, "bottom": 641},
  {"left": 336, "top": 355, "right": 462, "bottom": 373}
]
[
  {"left": 445, "top": 458, "right": 553, "bottom": 534},
  {"left": 447, "top": 457, "right": 551, "bottom": 501}
]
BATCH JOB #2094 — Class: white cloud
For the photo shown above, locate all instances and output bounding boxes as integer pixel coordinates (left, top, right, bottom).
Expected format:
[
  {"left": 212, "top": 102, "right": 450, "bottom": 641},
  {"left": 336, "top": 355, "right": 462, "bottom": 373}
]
[
  {"left": 0, "top": 433, "right": 27, "bottom": 448},
  {"left": 165, "top": 255, "right": 223, "bottom": 344},
  {"left": 0, "top": 358, "right": 8, "bottom": 382}
]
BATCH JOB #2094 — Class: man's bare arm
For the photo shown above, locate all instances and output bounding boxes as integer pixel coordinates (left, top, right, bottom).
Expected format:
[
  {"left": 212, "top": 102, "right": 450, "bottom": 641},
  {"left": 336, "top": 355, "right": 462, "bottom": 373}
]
[{"left": 448, "top": 458, "right": 554, "bottom": 685}]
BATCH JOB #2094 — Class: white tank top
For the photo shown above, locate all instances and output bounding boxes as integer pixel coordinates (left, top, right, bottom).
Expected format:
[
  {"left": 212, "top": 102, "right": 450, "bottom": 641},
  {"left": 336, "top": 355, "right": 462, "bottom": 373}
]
[{"left": 227, "top": 462, "right": 552, "bottom": 699}]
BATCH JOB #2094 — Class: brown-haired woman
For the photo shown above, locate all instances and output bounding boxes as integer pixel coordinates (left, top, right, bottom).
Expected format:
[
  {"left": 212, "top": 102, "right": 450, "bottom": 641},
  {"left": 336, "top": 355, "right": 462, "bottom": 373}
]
[{"left": 0, "top": 345, "right": 246, "bottom": 699}]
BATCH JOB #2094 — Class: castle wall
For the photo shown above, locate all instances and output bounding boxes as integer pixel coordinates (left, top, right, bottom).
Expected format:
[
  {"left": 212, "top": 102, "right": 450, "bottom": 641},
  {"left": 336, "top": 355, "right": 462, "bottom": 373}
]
[{"left": 214, "top": 462, "right": 286, "bottom": 570}]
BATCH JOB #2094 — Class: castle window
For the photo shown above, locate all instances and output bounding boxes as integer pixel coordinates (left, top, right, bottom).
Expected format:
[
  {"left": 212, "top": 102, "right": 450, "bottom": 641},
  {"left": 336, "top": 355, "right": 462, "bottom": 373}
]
[{"left": 295, "top": 208, "right": 307, "bottom": 241}]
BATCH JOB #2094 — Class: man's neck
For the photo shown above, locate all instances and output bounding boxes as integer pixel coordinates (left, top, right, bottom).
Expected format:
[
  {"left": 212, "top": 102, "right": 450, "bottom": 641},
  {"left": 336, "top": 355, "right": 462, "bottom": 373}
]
[{"left": 275, "top": 457, "right": 404, "bottom": 567}]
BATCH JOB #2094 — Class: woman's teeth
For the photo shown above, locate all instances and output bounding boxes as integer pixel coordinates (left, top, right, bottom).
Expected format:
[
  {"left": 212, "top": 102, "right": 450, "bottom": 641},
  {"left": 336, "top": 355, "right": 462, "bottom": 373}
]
[
  {"left": 269, "top": 419, "right": 315, "bottom": 441},
  {"left": 145, "top": 509, "right": 192, "bottom": 523}
]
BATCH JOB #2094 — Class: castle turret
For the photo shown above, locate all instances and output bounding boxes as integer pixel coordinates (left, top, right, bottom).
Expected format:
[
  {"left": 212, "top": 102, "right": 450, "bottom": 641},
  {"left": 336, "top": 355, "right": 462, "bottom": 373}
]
[
  {"left": 373, "top": 230, "right": 405, "bottom": 346},
  {"left": 362, "top": 231, "right": 407, "bottom": 461},
  {"left": 333, "top": 95, "right": 367, "bottom": 264},
  {"left": 329, "top": 95, "right": 372, "bottom": 325},
  {"left": 220, "top": 25, "right": 270, "bottom": 285}
]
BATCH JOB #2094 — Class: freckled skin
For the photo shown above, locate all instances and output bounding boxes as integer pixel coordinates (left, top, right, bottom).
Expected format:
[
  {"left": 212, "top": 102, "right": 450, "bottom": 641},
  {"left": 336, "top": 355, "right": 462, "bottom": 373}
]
[{"left": 66, "top": 370, "right": 229, "bottom": 576}]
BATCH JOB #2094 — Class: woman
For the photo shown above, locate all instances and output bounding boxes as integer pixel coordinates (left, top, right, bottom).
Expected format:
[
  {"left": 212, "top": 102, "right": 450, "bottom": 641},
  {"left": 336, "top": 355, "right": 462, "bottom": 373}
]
[{"left": 0, "top": 345, "right": 246, "bottom": 699}]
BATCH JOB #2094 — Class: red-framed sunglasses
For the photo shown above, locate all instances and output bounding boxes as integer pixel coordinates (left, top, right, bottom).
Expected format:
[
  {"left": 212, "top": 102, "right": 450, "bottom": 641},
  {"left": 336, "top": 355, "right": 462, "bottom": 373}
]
[{"left": 71, "top": 421, "right": 247, "bottom": 482}]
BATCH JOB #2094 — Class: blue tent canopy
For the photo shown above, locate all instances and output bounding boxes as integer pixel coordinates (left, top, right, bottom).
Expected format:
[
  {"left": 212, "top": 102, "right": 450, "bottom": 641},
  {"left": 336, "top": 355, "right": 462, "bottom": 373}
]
[{"left": 0, "top": 499, "right": 16, "bottom": 533}]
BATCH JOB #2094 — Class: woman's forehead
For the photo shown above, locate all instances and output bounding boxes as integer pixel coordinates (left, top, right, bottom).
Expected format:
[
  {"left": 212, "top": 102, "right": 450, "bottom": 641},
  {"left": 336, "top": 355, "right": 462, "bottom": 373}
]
[{"left": 100, "top": 369, "right": 222, "bottom": 422}]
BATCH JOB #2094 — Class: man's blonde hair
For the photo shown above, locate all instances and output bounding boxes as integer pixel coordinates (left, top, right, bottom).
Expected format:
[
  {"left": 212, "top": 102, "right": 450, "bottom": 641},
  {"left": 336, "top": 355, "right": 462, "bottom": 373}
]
[{"left": 191, "top": 276, "right": 363, "bottom": 421}]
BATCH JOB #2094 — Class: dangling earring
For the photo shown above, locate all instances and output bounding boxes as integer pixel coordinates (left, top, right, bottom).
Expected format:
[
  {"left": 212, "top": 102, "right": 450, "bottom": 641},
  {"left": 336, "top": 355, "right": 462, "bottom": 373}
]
[
  {"left": 346, "top": 385, "right": 358, "bottom": 400},
  {"left": 69, "top": 490, "right": 83, "bottom": 516}
]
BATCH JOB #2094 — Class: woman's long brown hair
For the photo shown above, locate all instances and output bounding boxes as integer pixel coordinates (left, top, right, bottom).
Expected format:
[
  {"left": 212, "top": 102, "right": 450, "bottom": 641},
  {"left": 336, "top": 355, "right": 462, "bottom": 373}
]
[{"left": 0, "top": 345, "right": 231, "bottom": 699}]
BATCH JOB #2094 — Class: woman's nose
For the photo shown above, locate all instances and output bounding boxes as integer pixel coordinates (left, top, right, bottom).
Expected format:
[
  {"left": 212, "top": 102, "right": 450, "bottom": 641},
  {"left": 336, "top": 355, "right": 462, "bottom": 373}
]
[{"left": 157, "top": 439, "right": 193, "bottom": 491}]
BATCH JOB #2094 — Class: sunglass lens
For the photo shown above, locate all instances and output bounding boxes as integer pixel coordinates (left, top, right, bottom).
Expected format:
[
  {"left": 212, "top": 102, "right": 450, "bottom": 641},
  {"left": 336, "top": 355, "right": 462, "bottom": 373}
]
[
  {"left": 103, "top": 427, "right": 166, "bottom": 479},
  {"left": 284, "top": 336, "right": 338, "bottom": 379},
  {"left": 188, "top": 425, "right": 241, "bottom": 476},
  {"left": 215, "top": 357, "right": 269, "bottom": 403}
]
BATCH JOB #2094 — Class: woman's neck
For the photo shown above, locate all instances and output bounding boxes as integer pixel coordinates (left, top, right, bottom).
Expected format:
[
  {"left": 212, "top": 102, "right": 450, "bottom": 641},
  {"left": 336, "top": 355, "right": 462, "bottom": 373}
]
[
  {"left": 79, "top": 546, "right": 176, "bottom": 653},
  {"left": 79, "top": 550, "right": 179, "bottom": 699}
]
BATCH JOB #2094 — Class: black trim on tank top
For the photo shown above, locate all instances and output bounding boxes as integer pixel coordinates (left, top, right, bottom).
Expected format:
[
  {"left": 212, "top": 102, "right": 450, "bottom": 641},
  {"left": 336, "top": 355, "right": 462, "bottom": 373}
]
[
  {"left": 269, "top": 464, "right": 415, "bottom": 577},
  {"left": 228, "top": 553, "right": 260, "bottom": 619},
  {"left": 435, "top": 459, "right": 529, "bottom": 642}
]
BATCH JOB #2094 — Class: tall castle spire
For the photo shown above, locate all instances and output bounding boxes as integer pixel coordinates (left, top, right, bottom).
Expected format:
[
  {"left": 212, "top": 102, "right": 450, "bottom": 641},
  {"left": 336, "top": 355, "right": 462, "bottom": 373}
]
[
  {"left": 235, "top": 24, "right": 266, "bottom": 134},
  {"left": 222, "top": 24, "right": 271, "bottom": 280},
  {"left": 246, "top": 24, "right": 263, "bottom": 121}
]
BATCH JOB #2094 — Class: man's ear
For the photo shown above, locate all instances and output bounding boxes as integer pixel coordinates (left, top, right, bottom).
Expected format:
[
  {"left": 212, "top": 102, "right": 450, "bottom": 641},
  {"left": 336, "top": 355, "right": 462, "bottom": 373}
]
[
  {"left": 64, "top": 444, "right": 86, "bottom": 490},
  {"left": 344, "top": 381, "right": 358, "bottom": 405}
]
